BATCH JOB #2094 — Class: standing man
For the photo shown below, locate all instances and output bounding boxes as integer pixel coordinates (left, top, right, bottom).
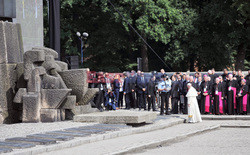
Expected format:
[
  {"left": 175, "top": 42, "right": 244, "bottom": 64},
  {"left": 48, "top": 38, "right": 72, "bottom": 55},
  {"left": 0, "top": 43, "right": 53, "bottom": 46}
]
[
  {"left": 226, "top": 74, "right": 238, "bottom": 115},
  {"left": 196, "top": 76, "right": 203, "bottom": 112},
  {"left": 135, "top": 70, "right": 141, "bottom": 108},
  {"left": 94, "top": 76, "right": 104, "bottom": 112},
  {"left": 147, "top": 76, "right": 156, "bottom": 111},
  {"left": 237, "top": 79, "right": 248, "bottom": 115},
  {"left": 171, "top": 76, "right": 180, "bottom": 114},
  {"left": 123, "top": 72, "right": 131, "bottom": 109},
  {"left": 212, "top": 78, "right": 224, "bottom": 115},
  {"left": 200, "top": 75, "right": 212, "bottom": 114},
  {"left": 113, "top": 75, "right": 120, "bottom": 109},
  {"left": 129, "top": 71, "right": 137, "bottom": 109},
  {"left": 158, "top": 74, "right": 172, "bottom": 115},
  {"left": 118, "top": 75, "right": 124, "bottom": 108},
  {"left": 182, "top": 74, "right": 190, "bottom": 114},
  {"left": 137, "top": 72, "right": 147, "bottom": 110}
]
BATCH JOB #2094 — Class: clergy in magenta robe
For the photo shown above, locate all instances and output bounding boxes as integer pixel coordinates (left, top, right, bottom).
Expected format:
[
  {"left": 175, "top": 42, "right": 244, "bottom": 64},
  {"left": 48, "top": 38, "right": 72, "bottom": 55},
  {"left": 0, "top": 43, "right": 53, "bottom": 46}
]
[
  {"left": 200, "top": 75, "right": 212, "bottom": 114},
  {"left": 237, "top": 79, "right": 249, "bottom": 115},
  {"left": 186, "top": 83, "right": 202, "bottom": 123},
  {"left": 212, "top": 78, "right": 224, "bottom": 114}
]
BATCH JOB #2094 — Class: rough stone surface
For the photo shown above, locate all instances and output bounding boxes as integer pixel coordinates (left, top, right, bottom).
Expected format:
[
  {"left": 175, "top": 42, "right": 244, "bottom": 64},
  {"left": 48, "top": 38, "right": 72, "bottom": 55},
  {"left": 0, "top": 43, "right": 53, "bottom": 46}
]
[
  {"left": 27, "top": 134, "right": 74, "bottom": 141},
  {"left": 0, "top": 141, "right": 35, "bottom": 149},
  {"left": 55, "top": 61, "right": 68, "bottom": 71},
  {"left": 60, "top": 95, "right": 76, "bottom": 110},
  {"left": 46, "top": 131, "right": 90, "bottom": 137},
  {"left": 0, "top": 148, "right": 12, "bottom": 153},
  {"left": 73, "top": 111, "right": 158, "bottom": 124},
  {"left": 40, "top": 109, "right": 58, "bottom": 122},
  {"left": 23, "top": 94, "right": 40, "bottom": 122},
  {"left": 0, "top": 21, "right": 7, "bottom": 64},
  {"left": 79, "top": 88, "right": 99, "bottom": 105},
  {"left": 4, "top": 22, "right": 22, "bottom": 63},
  {"left": 5, "top": 137, "right": 56, "bottom": 145},
  {"left": 40, "top": 89, "right": 72, "bottom": 109},
  {"left": 59, "top": 69, "right": 88, "bottom": 103},
  {"left": 0, "top": 64, "right": 18, "bottom": 123},
  {"left": 13, "top": 88, "right": 27, "bottom": 103}
]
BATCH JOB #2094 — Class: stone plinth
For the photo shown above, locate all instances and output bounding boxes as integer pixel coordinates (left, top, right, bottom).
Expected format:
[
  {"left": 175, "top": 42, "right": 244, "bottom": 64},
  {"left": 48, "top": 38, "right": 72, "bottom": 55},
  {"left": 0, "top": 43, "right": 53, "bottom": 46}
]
[{"left": 73, "top": 111, "right": 157, "bottom": 124}]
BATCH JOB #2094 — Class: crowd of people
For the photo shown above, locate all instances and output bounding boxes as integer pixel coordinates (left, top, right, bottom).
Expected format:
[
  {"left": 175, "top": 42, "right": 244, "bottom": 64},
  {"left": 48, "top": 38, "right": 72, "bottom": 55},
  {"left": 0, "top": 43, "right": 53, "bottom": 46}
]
[{"left": 93, "top": 68, "right": 250, "bottom": 115}]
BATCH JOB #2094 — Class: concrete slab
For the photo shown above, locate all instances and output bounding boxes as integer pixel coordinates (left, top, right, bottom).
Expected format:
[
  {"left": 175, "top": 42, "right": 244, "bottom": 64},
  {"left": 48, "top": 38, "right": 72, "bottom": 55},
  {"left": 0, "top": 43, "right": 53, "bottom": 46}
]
[
  {"left": 46, "top": 131, "right": 90, "bottom": 137},
  {"left": 0, "top": 141, "right": 35, "bottom": 149},
  {"left": 201, "top": 115, "right": 250, "bottom": 120},
  {"left": 73, "top": 111, "right": 157, "bottom": 124},
  {"left": 64, "top": 128, "right": 105, "bottom": 134},
  {"left": 27, "top": 134, "right": 74, "bottom": 141},
  {"left": 0, "top": 147, "right": 12, "bottom": 153},
  {"left": 5, "top": 137, "right": 56, "bottom": 145}
]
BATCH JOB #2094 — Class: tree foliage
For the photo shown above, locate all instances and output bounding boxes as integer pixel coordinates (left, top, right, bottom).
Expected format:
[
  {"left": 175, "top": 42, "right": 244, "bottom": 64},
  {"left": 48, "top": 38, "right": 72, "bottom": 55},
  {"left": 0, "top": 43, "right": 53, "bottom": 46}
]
[{"left": 43, "top": 0, "right": 250, "bottom": 72}]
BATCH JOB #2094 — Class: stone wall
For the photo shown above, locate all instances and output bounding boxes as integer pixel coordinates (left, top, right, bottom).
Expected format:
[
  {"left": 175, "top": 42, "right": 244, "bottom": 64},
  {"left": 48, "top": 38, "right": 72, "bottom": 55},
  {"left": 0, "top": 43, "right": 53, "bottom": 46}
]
[{"left": 0, "top": 21, "right": 24, "bottom": 123}]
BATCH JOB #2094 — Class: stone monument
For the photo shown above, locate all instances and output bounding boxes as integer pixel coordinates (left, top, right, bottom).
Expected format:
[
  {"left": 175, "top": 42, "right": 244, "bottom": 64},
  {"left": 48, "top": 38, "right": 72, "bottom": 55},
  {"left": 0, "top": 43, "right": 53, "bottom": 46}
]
[{"left": 0, "top": 21, "right": 98, "bottom": 123}]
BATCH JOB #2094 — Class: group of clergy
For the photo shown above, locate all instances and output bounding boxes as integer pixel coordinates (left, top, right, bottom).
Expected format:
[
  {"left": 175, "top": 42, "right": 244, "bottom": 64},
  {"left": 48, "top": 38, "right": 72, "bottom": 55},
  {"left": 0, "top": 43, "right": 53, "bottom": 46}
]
[{"left": 171, "top": 69, "right": 250, "bottom": 115}]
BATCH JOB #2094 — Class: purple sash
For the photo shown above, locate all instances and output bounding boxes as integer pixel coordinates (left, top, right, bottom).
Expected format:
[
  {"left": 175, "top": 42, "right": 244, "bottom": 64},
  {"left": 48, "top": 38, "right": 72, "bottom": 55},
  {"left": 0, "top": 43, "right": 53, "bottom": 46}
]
[
  {"left": 243, "top": 94, "right": 248, "bottom": 112},
  {"left": 217, "top": 92, "right": 223, "bottom": 114},
  {"left": 204, "top": 91, "right": 210, "bottom": 112}
]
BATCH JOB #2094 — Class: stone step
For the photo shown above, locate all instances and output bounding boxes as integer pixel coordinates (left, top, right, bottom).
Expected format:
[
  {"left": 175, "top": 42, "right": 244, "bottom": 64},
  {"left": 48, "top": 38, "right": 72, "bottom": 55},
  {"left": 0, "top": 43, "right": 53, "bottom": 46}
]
[
  {"left": 0, "top": 148, "right": 12, "bottom": 154},
  {"left": 64, "top": 128, "right": 105, "bottom": 134},
  {"left": 0, "top": 141, "right": 35, "bottom": 149},
  {"left": 46, "top": 131, "right": 90, "bottom": 137},
  {"left": 5, "top": 137, "right": 56, "bottom": 145},
  {"left": 201, "top": 115, "right": 250, "bottom": 120},
  {"left": 78, "top": 126, "right": 120, "bottom": 131},
  {"left": 73, "top": 111, "right": 157, "bottom": 124},
  {"left": 27, "top": 134, "right": 74, "bottom": 141}
]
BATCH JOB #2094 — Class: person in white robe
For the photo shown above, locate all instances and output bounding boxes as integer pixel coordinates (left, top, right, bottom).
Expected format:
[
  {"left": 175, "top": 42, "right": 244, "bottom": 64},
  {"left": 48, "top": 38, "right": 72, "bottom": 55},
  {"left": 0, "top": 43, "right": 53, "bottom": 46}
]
[{"left": 186, "top": 83, "right": 202, "bottom": 123}]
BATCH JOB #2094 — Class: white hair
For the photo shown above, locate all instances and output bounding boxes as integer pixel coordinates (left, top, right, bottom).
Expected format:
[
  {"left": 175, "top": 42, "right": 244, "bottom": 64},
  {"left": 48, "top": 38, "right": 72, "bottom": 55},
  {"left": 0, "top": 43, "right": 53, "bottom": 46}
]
[{"left": 208, "top": 70, "right": 212, "bottom": 74}]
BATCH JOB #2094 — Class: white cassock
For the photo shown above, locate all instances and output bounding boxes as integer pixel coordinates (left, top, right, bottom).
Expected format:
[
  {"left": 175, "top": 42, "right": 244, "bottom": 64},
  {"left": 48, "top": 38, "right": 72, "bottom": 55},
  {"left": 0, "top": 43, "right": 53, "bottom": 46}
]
[{"left": 186, "top": 86, "right": 202, "bottom": 123}]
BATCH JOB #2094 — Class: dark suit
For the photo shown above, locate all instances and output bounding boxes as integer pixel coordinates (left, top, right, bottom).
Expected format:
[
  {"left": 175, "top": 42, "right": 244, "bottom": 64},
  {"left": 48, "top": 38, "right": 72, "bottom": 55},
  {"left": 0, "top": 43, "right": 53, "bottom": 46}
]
[
  {"left": 137, "top": 76, "right": 147, "bottom": 110},
  {"left": 182, "top": 80, "right": 189, "bottom": 114},
  {"left": 129, "top": 76, "right": 136, "bottom": 108},
  {"left": 123, "top": 77, "right": 131, "bottom": 109},
  {"left": 147, "top": 80, "right": 156, "bottom": 111},
  {"left": 113, "top": 79, "right": 120, "bottom": 107},
  {"left": 171, "top": 81, "right": 180, "bottom": 114}
]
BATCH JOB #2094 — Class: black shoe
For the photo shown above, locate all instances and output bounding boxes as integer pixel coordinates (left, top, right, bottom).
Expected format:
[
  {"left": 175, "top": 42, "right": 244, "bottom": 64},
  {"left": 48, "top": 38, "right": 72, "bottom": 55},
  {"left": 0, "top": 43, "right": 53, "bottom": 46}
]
[
  {"left": 165, "top": 111, "right": 171, "bottom": 115},
  {"left": 148, "top": 109, "right": 151, "bottom": 111},
  {"left": 160, "top": 113, "right": 164, "bottom": 115}
]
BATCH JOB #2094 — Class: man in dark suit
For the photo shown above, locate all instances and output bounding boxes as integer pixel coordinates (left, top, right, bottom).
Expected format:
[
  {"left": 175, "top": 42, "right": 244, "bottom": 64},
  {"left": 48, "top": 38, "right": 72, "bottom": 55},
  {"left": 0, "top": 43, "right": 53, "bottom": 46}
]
[
  {"left": 182, "top": 74, "right": 189, "bottom": 114},
  {"left": 171, "top": 76, "right": 180, "bottom": 114},
  {"left": 137, "top": 72, "right": 147, "bottom": 110},
  {"left": 147, "top": 76, "right": 156, "bottom": 111},
  {"left": 129, "top": 71, "right": 137, "bottom": 109},
  {"left": 123, "top": 72, "right": 131, "bottom": 109}
]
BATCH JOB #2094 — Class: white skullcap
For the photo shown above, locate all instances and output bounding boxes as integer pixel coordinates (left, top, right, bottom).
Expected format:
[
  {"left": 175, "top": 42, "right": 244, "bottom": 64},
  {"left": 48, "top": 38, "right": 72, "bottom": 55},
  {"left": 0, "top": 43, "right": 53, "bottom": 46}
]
[{"left": 187, "top": 83, "right": 192, "bottom": 87}]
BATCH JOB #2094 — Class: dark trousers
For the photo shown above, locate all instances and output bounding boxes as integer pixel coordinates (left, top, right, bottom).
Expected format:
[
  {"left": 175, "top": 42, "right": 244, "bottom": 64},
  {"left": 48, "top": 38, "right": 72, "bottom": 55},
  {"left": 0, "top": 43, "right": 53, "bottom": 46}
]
[
  {"left": 94, "top": 91, "right": 104, "bottom": 109},
  {"left": 147, "top": 95, "right": 156, "bottom": 111},
  {"left": 160, "top": 92, "right": 170, "bottom": 114},
  {"left": 183, "top": 96, "right": 188, "bottom": 114},
  {"left": 125, "top": 93, "right": 131, "bottom": 109},
  {"left": 130, "top": 92, "right": 136, "bottom": 108},
  {"left": 138, "top": 92, "right": 146, "bottom": 110},
  {"left": 114, "top": 89, "right": 119, "bottom": 107},
  {"left": 118, "top": 92, "right": 123, "bottom": 108},
  {"left": 171, "top": 97, "right": 179, "bottom": 114}
]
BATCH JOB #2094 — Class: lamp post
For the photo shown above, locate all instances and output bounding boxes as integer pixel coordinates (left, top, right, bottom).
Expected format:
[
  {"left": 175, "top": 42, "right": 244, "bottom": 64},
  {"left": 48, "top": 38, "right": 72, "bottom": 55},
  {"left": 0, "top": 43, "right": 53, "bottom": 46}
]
[{"left": 76, "top": 32, "right": 89, "bottom": 65}]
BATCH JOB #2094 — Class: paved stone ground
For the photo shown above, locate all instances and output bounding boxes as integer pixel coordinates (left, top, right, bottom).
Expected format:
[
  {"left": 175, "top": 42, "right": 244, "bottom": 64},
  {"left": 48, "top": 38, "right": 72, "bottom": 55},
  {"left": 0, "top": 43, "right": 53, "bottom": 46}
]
[
  {"left": 136, "top": 128, "right": 250, "bottom": 155},
  {"left": 39, "top": 121, "right": 222, "bottom": 155},
  {"left": 0, "top": 121, "right": 95, "bottom": 140}
]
